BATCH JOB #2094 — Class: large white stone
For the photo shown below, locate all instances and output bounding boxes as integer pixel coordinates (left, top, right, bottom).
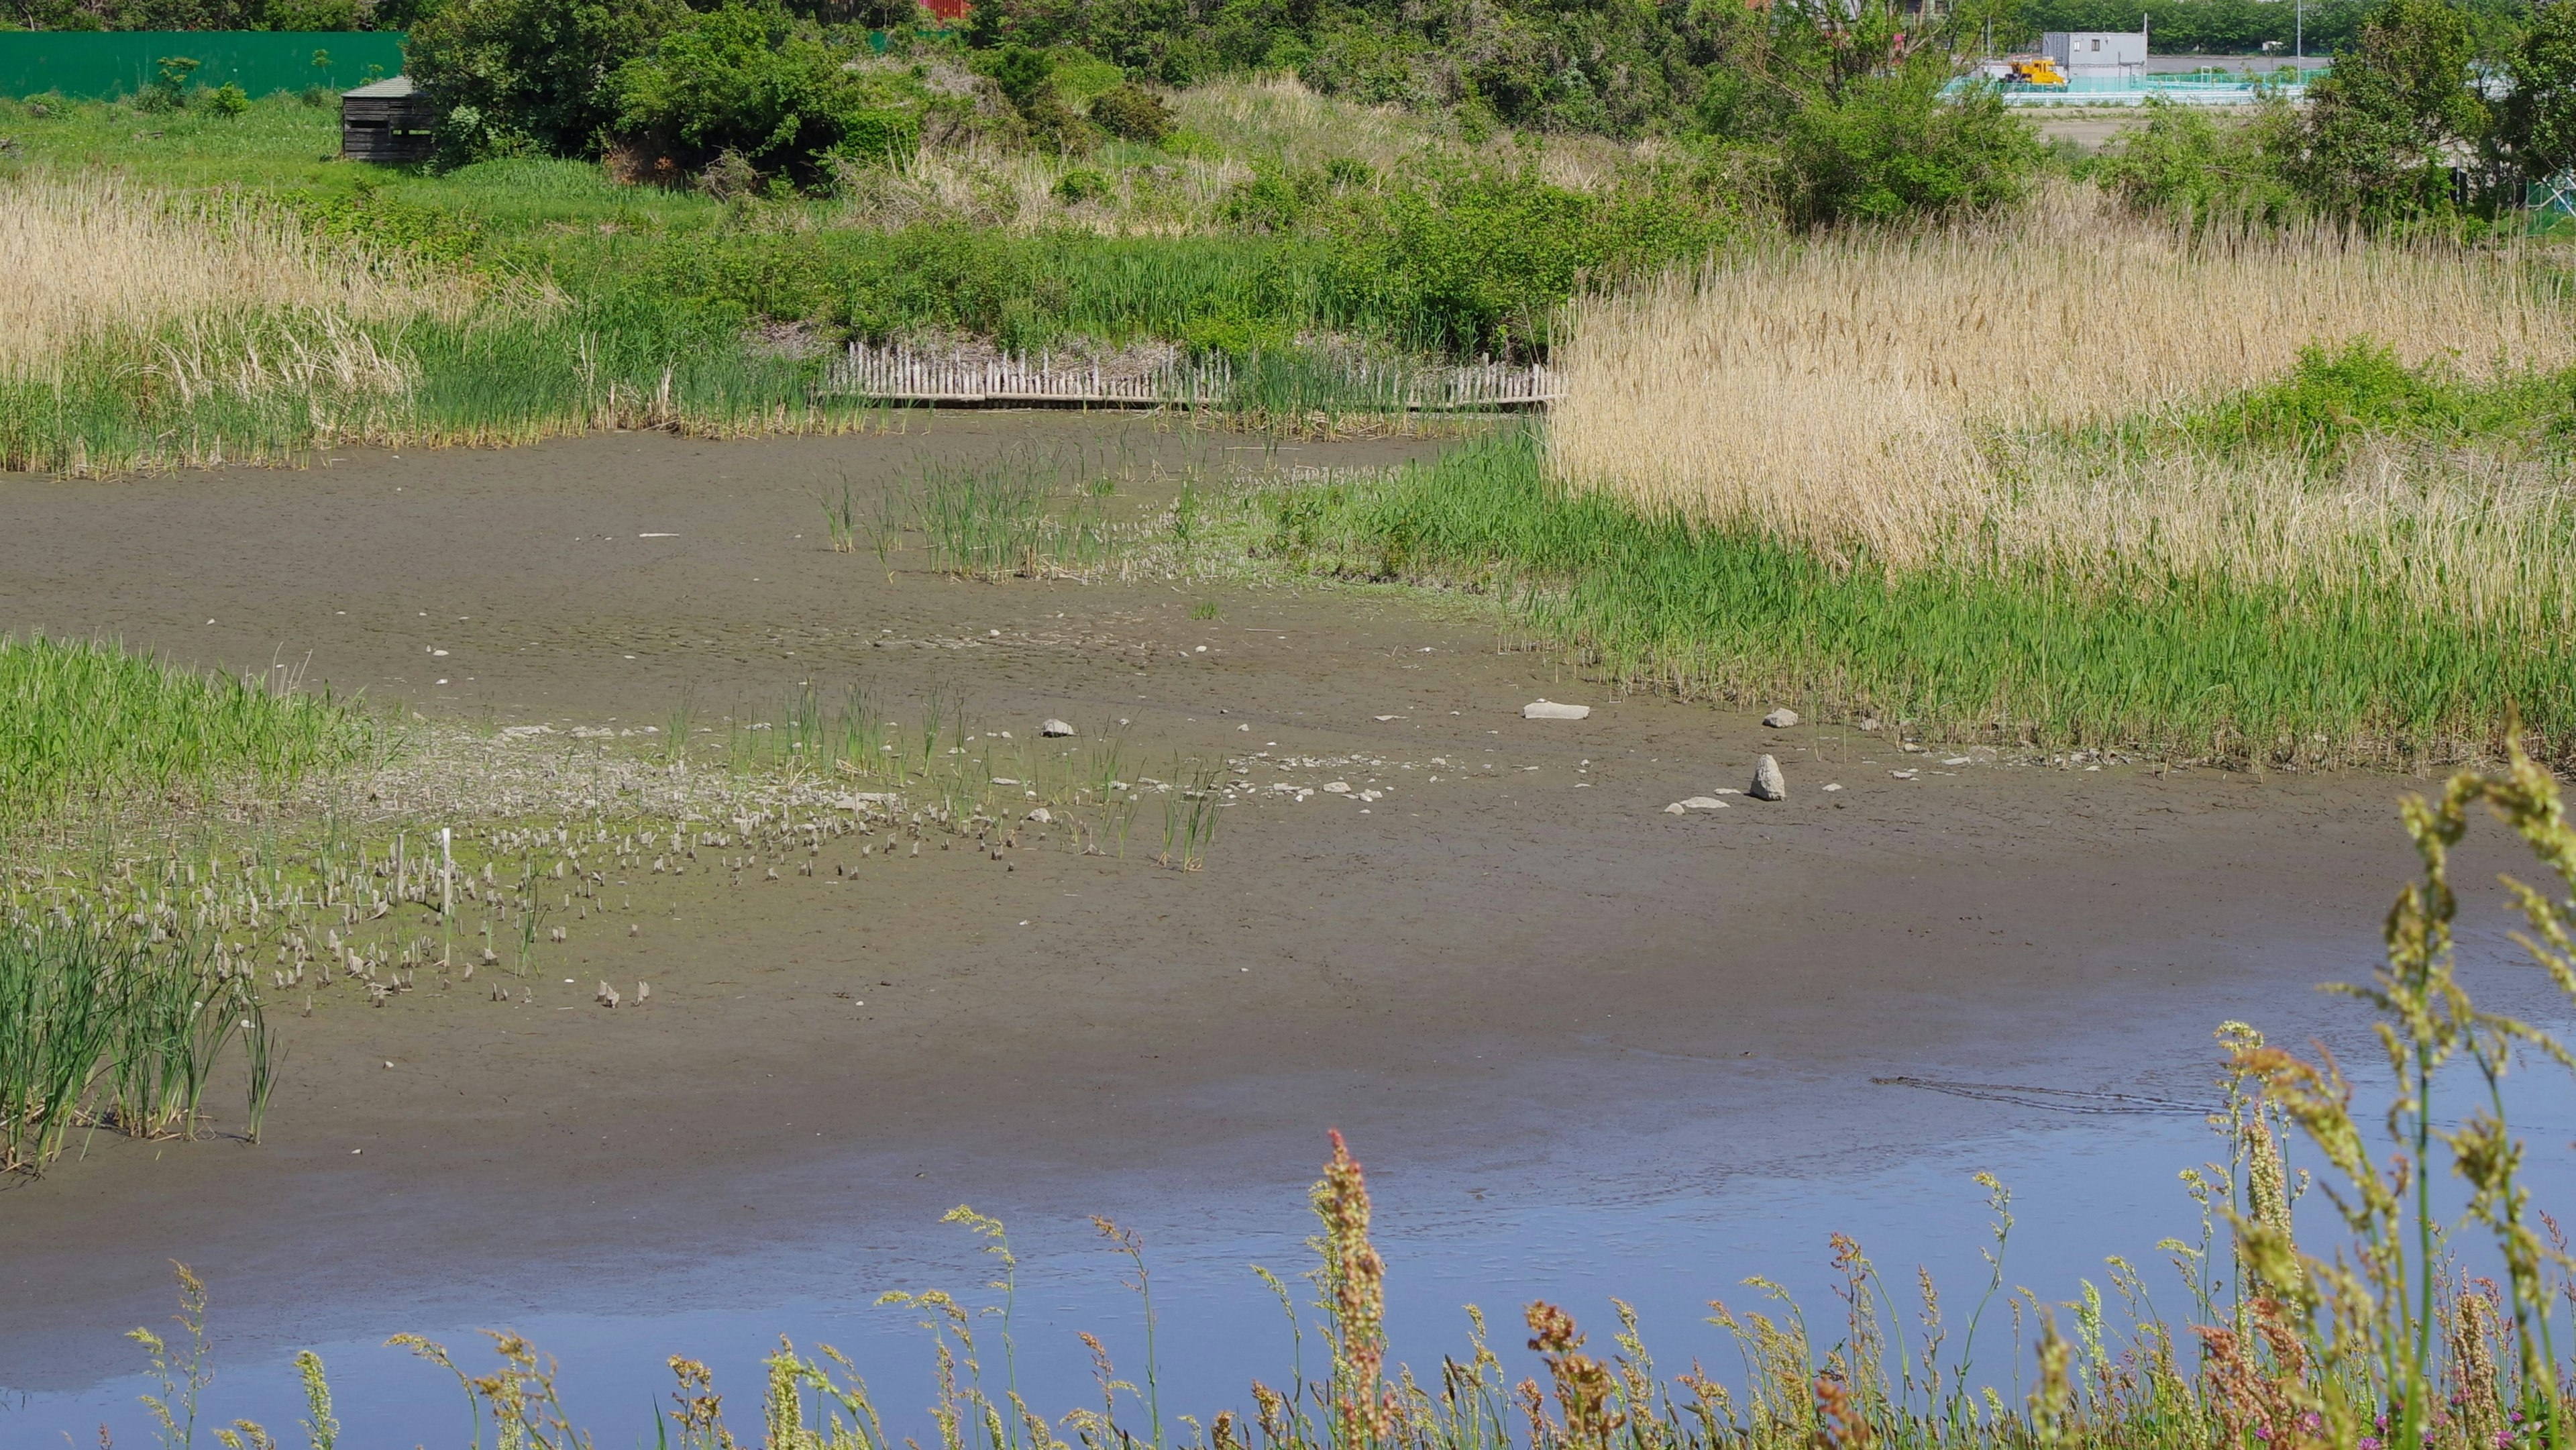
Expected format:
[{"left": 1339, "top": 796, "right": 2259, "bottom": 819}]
[
  {"left": 1523, "top": 700, "right": 1591, "bottom": 720},
  {"left": 1750, "top": 755, "right": 1787, "bottom": 800},
  {"left": 1762, "top": 707, "right": 1800, "bottom": 729}
]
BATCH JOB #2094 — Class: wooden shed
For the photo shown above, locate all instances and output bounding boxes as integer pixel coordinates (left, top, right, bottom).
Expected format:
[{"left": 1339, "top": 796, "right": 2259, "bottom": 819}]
[{"left": 340, "top": 76, "right": 433, "bottom": 164}]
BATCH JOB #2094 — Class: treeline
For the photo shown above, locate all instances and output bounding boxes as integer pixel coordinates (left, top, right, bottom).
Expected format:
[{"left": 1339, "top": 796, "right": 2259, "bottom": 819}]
[
  {"left": 0, "top": 0, "right": 431, "bottom": 31},
  {"left": 2012, "top": 0, "right": 2530, "bottom": 54}
]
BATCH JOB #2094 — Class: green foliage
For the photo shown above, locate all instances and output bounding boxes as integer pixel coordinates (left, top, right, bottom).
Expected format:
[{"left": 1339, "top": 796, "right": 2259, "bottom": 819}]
[
  {"left": 977, "top": 42, "right": 1095, "bottom": 150},
  {"left": 1695, "top": 0, "right": 2041, "bottom": 227},
  {"left": 133, "top": 54, "right": 197, "bottom": 115},
  {"left": 610, "top": 3, "right": 920, "bottom": 183},
  {"left": 1778, "top": 70, "right": 2041, "bottom": 226},
  {"left": 1053, "top": 165, "right": 1110, "bottom": 201},
  {"left": 202, "top": 81, "right": 249, "bottom": 117},
  {"left": 1089, "top": 81, "right": 1174, "bottom": 143},
  {"left": 2091, "top": 97, "right": 2304, "bottom": 218},
  {"left": 1332, "top": 170, "right": 1741, "bottom": 355},
  {"left": 2176, "top": 339, "right": 2576, "bottom": 454},
  {"left": 2497, "top": 0, "right": 2576, "bottom": 185},
  {"left": 2290, "top": 0, "right": 2489, "bottom": 219},
  {"left": 407, "top": 0, "right": 694, "bottom": 161}
]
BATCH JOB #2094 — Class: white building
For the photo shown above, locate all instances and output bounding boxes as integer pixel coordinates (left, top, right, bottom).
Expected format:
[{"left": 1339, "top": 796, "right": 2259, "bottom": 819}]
[{"left": 2041, "top": 30, "right": 2148, "bottom": 81}]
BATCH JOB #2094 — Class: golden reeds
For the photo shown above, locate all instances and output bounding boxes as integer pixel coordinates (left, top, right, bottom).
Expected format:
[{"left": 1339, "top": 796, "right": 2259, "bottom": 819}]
[
  {"left": 1550, "top": 189, "right": 2576, "bottom": 576},
  {"left": 0, "top": 172, "right": 470, "bottom": 380}
]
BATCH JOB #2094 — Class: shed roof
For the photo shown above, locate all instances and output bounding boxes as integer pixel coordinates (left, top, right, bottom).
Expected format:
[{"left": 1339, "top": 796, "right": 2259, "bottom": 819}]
[{"left": 340, "top": 76, "right": 417, "bottom": 99}]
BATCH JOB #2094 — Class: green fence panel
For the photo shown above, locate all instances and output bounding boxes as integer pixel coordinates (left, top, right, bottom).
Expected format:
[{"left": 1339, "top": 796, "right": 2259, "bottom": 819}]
[{"left": 0, "top": 31, "right": 407, "bottom": 99}]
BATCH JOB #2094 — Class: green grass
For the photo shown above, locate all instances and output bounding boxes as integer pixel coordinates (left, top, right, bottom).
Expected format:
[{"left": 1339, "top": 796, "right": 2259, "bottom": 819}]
[
  {"left": 1238, "top": 429, "right": 2576, "bottom": 767},
  {"left": 0, "top": 633, "right": 373, "bottom": 827},
  {"left": 0, "top": 915, "right": 265, "bottom": 1174},
  {"left": 2162, "top": 339, "right": 2576, "bottom": 460}
]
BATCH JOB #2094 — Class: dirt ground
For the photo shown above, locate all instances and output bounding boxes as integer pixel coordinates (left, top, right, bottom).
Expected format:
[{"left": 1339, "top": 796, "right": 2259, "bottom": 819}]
[{"left": 0, "top": 418, "right": 2499, "bottom": 1390}]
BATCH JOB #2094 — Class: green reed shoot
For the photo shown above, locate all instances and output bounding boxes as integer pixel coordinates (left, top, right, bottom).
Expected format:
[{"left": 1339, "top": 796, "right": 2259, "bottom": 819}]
[
  {"left": 1157, "top": 759, "right": 1221, "bottom": 870},
  {"left": 824, "top": 476, "right": 861, "bottom": 554}
]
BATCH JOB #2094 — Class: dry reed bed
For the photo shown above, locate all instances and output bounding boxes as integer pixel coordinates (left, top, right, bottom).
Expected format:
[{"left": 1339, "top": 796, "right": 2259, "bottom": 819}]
[
  {"left": 0, "top": 173, "right": 472, "bottom": 380},
  {"left": 1550, "top": 194, "right": 2576, "bottom": 586}
]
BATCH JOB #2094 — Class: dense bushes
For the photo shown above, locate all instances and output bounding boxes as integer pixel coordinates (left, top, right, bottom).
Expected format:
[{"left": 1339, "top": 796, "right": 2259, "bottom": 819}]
[
  {"left": 611, "top": 3, "right": 920, "bottom": 178},
  {"left": 407, "top": 0, "right": 690, "bottom": 158}
]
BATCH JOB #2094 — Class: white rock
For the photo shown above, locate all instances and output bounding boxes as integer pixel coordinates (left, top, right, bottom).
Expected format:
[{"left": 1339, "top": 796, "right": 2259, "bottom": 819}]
[
  {"left": 1890, "top": 768, "right": 1919, "bottom": 780},
  {"left": 1762, "top": 707, "right": 1799, "bottom": 729},
  {"left": 1662, "top": 802, "right": 1687, "bottom": 815},
  {"left": 1750, "top": 755, "right": 1786, "bottom": 800},
  {"left": 1040, "top": 719, "right": 1075, "bottom": 737},
  {"left": 1821, "top": 782, "right": 1843, "bottom": 792},
  {"left": 1942, "top": 756, "right": 1971, "bottom": 767},
  {"left": 1678, "top": 796, "right": 1730, "bottom": 811},
  {"left": 1322, "top": 781, "right": 1351, "bottom": 794},
  {"left": 1522, "top": 701, "right": 1591, "bottom": 720},
  {"left": 1026, "top": 807, "right": 1053, "bottom": 824}
]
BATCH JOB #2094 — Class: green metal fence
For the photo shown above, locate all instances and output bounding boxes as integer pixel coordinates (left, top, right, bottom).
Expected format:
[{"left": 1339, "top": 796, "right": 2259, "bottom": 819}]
[{"left": 0, "top": 31, "right": 407, "bottom": 99}]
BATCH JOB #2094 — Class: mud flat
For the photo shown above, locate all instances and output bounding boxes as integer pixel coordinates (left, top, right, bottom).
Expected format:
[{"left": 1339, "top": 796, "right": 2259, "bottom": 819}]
[{"left": 0, "top": 419, "right": 2539, "bottom": 1439}]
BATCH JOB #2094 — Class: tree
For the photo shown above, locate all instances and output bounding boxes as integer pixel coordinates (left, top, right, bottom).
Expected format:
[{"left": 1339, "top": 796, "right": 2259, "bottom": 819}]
[
  {"left": 2289, "top": 0, "right": 2486, "bottom": 218},
  {"left": 1693, "top": 0, "right": 2042, "bottom": 227},
  {"left": 407, "top": 0, "right": 690, "bottom": 160},
  {"left": 2496, "top": 0, "right": 2576, "bottom": 189}
]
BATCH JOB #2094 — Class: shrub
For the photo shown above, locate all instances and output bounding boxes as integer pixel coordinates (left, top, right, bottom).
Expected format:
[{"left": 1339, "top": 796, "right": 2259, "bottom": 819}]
[
  {"left": 1693, "top": 0, "right": 2041, "bottom": 227},
  {"left": 1088, "top": 81, "right": 1173, "bottom": 143},
  {"left": 2092, "top": 97, "right": 2302, "bottom": 219},
  {"left": 698, "top": 148, "right": 762, "bottom": 199},
  {"left": 202, "top": 82, "right": 250, "bottom": 117},
  {"left": 1222, "top": 166, "right": 1316, "bottom": 231},
  {"left": 1054, "top": 166, "right": 1111, "bottom": 203},
  {"left": 611, "top": 3, "right": 922, "bottom": 183}
]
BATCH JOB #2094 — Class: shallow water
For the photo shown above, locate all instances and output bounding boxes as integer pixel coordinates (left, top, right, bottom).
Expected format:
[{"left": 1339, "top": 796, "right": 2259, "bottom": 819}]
[{"left": 21, "top": 957, "right": 2576, "bottom": 1447}]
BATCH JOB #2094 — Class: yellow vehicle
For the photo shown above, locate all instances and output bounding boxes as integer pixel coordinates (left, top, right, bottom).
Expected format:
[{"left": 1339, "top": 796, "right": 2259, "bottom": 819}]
[{"left": 2008, "top": 56, "right": 2068, "bottom": 85}]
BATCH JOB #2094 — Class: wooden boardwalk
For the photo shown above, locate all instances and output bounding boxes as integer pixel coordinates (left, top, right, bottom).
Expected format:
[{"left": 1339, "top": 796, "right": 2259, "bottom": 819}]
[{"left": 822, "top": 342, "right": 1561, "bottom": 411}]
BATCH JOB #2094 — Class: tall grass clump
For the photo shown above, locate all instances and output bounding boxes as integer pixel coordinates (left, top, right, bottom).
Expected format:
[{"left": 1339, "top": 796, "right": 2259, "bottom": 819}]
[
  {"left": 0, "top": 634, "right": 372, "bottom": 829},
  {"left": 1551, "top": 190, "right": 2576, "bottom": 566},
  {"left": 0, "top": 916, "right": 265, "bottom": 1173}
]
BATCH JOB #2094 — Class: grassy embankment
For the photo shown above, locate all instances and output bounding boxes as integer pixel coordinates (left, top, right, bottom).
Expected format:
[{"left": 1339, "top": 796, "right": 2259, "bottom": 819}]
[
  {"left": 111, "top": 747, "right": 2576, "bottom": 1448},
  {"left": 1207, "top": 199, "right": 2576, "bottom": 767},
  {"left": 0, "top": 81, "right": 1731, "bottom": 472}
]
